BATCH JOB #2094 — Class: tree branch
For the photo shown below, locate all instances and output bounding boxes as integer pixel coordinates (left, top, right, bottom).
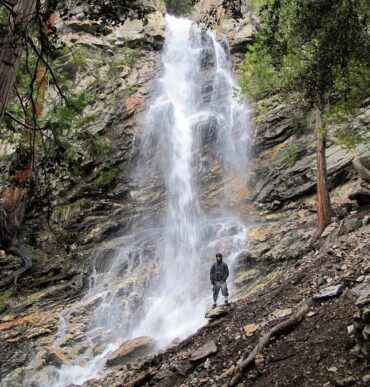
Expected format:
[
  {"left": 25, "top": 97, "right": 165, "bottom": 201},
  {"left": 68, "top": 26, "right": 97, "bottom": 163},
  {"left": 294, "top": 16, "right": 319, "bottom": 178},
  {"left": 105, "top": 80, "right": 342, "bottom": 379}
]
[
  {"left": 5, "top": 111, "right": 34, "bottom": 130},
  {"left": 27, "top": 37, "right": 69, "bottom": 107},
  {"left": 0, "top": 0, "right": 15, "bottom": 16}
]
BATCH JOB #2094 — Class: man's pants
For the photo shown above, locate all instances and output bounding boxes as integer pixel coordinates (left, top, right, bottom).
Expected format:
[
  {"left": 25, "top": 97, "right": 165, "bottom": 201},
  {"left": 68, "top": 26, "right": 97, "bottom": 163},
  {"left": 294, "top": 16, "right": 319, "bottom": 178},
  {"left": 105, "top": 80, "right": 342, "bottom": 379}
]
[{"left": 213, "top": 281, "right": 229, "bottom": 303}]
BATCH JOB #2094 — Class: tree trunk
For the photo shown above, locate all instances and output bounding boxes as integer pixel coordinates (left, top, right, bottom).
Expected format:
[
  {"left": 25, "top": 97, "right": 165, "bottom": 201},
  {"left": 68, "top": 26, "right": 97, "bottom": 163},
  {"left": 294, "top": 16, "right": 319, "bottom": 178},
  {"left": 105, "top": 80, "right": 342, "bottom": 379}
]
[
  {"left": 315, "top": 106, "right": 334, "bottom": 237},
  {"left": 0, "top": 0, "right": 37, "bottom": 122}
]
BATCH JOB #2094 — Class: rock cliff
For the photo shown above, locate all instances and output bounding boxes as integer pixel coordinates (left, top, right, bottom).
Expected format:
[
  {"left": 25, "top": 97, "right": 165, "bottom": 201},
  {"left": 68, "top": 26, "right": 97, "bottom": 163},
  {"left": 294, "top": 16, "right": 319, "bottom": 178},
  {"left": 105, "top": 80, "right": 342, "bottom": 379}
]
[{"left": 0, "top": 1, "right": 369, "bottom": 386}]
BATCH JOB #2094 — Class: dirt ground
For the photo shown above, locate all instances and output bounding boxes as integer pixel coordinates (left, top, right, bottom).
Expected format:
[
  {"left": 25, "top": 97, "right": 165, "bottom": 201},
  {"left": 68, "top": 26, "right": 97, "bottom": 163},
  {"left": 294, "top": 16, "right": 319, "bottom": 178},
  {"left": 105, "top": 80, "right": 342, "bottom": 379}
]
[{"left": 95, "top": 222, "right": 370, "bottom": 387}]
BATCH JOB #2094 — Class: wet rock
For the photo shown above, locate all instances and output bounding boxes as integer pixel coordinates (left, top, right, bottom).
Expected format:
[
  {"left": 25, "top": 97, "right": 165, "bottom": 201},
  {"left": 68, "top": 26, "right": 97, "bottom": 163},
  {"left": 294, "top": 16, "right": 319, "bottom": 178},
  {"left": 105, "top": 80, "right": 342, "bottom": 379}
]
[
  {"left": 107, "top": 336, "right": 155, "bottom": 366},
  {"left": 145, "top": 12, "right": 165, "bottom": 41},
  {"left": 190, "top": 340, "right": 217, "bottom": 362},
  {"left": 45, "top": 348, "right": 69, "bottom": 367},
  {"left": 313, "top": 284, "right": 345, "bottom": 300},
  {"left": 93, "top": 343, "right": 108, "bottom": 356},
  {"left": 205, "top": 306, "right": 228, "bottom": 320}
]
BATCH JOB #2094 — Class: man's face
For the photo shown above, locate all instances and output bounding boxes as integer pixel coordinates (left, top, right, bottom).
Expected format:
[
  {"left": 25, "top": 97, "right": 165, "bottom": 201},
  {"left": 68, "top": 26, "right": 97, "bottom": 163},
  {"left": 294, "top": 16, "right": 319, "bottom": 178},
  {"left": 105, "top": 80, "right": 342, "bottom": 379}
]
[{"left": 216, "top": 256, "right": 222, "bottom": 262}]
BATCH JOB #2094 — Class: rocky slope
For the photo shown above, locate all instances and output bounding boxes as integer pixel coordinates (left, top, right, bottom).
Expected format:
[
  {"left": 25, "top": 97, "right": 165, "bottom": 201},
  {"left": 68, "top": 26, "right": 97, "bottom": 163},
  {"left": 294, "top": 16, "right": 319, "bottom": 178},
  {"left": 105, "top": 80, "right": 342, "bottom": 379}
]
[{"left": 0, "top": 0, "right": 369, "bottom": 386}]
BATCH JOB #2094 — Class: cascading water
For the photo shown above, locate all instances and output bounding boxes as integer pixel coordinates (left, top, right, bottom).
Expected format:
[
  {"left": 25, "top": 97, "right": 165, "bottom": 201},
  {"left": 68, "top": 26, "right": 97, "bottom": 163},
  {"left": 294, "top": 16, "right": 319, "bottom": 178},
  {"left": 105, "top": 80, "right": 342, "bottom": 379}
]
[
  {"left": 13, "top": 15, "right": 251, "bottom": 387},
  {"left": 130, "top": 16, "right": 250, "bottom": 343}
]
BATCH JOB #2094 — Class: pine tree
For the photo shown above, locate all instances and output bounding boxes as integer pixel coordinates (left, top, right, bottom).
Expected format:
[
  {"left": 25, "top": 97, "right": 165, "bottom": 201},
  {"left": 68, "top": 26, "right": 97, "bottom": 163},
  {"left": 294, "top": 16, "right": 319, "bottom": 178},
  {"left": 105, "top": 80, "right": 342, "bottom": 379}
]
[{"left": 241, "top": 0, "right": 370, "bottom": 237}]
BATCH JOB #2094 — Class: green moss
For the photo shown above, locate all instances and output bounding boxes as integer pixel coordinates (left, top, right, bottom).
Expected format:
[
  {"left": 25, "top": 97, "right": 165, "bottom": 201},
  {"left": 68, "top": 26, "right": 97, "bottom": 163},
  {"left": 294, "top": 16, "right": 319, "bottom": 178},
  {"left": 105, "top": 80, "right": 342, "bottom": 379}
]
[
  {"left": 98, "top": 167, "right": 120, "bottom": 188},
  {"left": 282, "top": 143, "right": 299, "bottom": 167},
  {"left": 28, "top": 246, "right": 45, "bottom": 264},
  {"left": 54, "top": 198, "right": 88, "bottom": 214},
  {"left": 0, "top": 288, "right": 13, "bottom": 310}
]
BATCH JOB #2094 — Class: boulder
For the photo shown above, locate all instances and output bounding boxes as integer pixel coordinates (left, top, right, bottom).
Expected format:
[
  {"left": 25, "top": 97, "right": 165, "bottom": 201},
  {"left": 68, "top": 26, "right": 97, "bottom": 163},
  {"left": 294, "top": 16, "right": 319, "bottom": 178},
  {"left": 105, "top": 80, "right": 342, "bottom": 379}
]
[
  {"left": 313, "top": 284, "right": 345, "bottom": 300},
  {"left": 353, "top": 151, "right": 370, "bottom": 182},
  {"left": 106, "top": 336, "right": 155, "bottom": 366},
  {"left": 45, "top": 348, "right": 69, "bottom": 367},
  {"left": 111, "top": 19, "right": 145, "bottom": 46},
  {"left": 145, "top": 12, "right": 165, "bottom": 40},
  {"left": 190, "top": 340, "right": 217, "bottom": 362},
  {"left": 205, "top": 306, "right": 228, "bottom": 319},
  {"left": 351, "top": 283, "right": 370, "bottom": 297},
  {"left": 356, "top": 289, "right": 370, "bottom": 308},
  {"left": 348, "top": 183, "right": 370, "bottom": 206}
]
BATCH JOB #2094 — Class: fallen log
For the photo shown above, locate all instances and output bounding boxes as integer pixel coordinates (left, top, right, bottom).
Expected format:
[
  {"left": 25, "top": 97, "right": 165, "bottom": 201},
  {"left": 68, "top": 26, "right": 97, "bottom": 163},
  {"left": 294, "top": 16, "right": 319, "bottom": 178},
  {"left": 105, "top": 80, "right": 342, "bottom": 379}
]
[{"left": 228, "top": 303, "right": 309, "bottom": 386}]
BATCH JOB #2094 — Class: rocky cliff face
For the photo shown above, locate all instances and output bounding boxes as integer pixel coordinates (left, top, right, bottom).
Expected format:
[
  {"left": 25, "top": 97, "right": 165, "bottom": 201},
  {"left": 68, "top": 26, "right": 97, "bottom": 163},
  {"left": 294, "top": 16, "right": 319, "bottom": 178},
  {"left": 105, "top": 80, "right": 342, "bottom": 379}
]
[{"left": 0, "top": 0, "right": 369, "bottom": 385}]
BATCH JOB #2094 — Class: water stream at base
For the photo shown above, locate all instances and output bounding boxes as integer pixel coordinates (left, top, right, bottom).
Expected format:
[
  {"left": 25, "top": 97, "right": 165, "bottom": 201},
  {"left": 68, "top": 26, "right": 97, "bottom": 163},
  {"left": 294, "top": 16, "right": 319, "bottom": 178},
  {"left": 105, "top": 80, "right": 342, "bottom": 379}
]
[{"left": 17, "top": 15, "right": 251, "bottom": 387}]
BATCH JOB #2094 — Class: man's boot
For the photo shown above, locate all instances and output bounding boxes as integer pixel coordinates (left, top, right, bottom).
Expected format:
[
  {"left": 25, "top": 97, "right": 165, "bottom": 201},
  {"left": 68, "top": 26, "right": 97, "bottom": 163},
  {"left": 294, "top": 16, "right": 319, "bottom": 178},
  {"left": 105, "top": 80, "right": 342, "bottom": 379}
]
[
  {"left": 212, "top": 303, "right": 217, "bottom": 309},
  {"left": 224, "top": 298, "right": 229, "bottom": 306}
]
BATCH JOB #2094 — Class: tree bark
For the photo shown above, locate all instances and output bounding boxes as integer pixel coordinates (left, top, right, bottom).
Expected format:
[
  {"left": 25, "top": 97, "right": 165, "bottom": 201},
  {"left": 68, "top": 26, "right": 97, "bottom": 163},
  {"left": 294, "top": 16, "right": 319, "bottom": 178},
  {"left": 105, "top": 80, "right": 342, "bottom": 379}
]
[
  {"left": 0, "top": 0, "right": 37, "bottom": 123},
  {"left": 314, "top": 105, "right": 334, "bottom": 237}
]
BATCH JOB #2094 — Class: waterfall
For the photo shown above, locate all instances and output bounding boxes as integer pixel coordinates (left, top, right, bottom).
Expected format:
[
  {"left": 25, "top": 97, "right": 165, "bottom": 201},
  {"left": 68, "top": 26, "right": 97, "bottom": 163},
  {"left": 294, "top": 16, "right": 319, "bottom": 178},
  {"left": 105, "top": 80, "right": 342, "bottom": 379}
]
[
  {"left": 16, "top": 15, "right": 251, "bottom": 387},
  {"left": 130, "top": 16, "right": 250, "bottom": 344}
]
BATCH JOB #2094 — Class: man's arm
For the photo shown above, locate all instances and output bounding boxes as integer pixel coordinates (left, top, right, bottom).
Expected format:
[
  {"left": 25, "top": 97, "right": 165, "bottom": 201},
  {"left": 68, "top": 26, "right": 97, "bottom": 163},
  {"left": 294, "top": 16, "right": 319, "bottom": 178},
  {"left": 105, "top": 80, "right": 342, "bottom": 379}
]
[
  {"left": 223, "top": 263, "right": 229, "bottom": 281},
  {"left": 210, "top": 263, "right": 215, "bottom": 284}
]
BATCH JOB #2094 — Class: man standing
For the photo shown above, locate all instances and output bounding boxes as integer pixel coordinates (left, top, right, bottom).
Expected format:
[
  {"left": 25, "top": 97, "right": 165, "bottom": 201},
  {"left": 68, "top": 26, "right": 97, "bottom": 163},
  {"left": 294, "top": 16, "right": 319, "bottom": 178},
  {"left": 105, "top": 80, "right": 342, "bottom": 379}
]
[{"left": 210, "top": 253, "right": 229, "bottom": 308}]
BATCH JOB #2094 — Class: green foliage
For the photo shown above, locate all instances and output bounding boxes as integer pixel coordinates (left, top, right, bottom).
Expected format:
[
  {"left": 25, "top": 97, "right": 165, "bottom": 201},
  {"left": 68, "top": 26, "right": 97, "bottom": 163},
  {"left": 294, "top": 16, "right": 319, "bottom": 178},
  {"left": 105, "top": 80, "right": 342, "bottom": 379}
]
[
  {"left": 241, "top": 0, "right": 370, "bottom": 106},
  {"left": 0, "top": 288, "right": 13, "bottom": 310},
  {"left": 240, "top": 43, "right": 279, "bottom": 101},
  {"left": 71, "top": 47, "right": 89, "bottom": 69},
  {"left": 123, "top": 49, "right": 139, "bottom": 68},
  {"left": 54, "top": 198, "right": 88, "bottom": 214},
  {"left": 125, "top": 84, "right": 139, "bottom": 95},
  {"left": 84, "top": 134, "right": 111, "bottom": 159},
  {"left": 282, "top": 143, "right": 299, "bottom": 167},
  {"left": 98, "top": 167, "right": 120, "bottom": 188},
  {"left": 166, "top": 0, "right": 194, "bottom": 15},
  {"left": 335, "top": 130, "right": 370, "bottom": 149},
  {"left": 249, "top": 0, "right": 265, "bottom": 11}
]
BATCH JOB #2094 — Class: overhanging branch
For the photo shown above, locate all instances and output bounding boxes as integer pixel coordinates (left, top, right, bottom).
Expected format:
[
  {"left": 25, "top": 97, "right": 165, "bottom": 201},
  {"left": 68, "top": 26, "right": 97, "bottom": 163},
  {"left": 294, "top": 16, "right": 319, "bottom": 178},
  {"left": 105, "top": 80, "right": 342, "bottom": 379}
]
[
  {"left": 5, "top": 111, "right": 34, "bottom": 130},
  {"left": 0, "top": 0, "right": 15, "bottom": 16},
  {"left": 27, "top": 37, "right": 69, "bottom": 107}
]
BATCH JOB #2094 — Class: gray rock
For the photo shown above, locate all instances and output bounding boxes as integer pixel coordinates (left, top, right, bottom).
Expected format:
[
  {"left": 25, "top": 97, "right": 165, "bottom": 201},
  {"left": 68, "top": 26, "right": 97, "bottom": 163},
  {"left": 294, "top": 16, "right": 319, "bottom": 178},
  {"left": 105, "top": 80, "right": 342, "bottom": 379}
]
[
  {"left": 356, "top": 289, "right": 370, "bottom": 308},
  {"left": 362, "top": 215, "right": 370, "bottom": 226},
  {"left": 313, "top": 284, "right": 345, "bottom": 300},
  {"left": 317, "top": 276, "right": 326, "bottom": 286},
  {"left": 353, "top": 152, "right": 370, "bottom": 182},
  {"left": 351, "top": 283, "right": 370, "bottom": 297},
  {"left": 348, "top": 183, "right": 370, "bottom": 206},
  {"left": 190, "top": 340, "right": 217, "bottom": 362},
  {"left": 205, "top": 306, "right": 228, "bottom": 319},
  {"left": 106, "top": 336, "right": 155, "bottom": 366},
  {"left": 321, "top": 223, "right": 338, "bottom": 238}
]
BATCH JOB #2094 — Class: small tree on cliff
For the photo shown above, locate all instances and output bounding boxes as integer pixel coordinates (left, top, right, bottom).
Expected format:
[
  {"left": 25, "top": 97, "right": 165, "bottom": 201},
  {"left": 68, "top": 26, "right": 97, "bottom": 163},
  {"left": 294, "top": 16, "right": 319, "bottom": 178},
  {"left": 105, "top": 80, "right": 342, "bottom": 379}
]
[{"left": 241, "top": 0, "right": 370, "bottom": 237}]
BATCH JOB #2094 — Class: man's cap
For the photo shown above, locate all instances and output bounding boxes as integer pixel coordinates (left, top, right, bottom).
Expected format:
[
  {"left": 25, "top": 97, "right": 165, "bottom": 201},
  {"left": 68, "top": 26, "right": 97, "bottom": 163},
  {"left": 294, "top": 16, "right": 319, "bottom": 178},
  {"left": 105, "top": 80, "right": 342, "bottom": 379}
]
[{"left": 216, "top": 253, "right": 223, "bottom": 258}]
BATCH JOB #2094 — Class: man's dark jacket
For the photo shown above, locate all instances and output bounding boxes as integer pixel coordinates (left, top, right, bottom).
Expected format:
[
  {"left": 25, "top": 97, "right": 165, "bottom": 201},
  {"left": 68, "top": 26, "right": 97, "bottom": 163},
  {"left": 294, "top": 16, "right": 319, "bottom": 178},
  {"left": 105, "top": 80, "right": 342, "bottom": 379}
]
[{"left": 210, "top": 261, "right": 229, "bottom": 284}]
